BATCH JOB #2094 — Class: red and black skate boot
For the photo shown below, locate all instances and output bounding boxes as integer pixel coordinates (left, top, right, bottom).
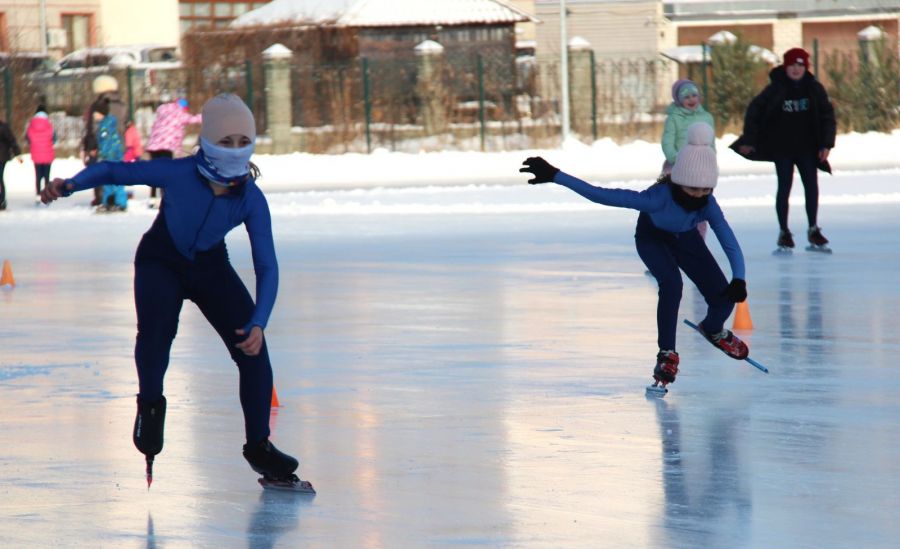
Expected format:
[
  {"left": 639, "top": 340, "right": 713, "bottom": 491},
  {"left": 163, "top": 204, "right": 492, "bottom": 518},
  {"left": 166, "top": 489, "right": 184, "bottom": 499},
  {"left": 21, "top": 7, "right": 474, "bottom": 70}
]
[
  {"left": 807, "top": 225, "right": 829, "bottom": 247},
  {"left": 652, "top": 350, "right": 680, "bottom": 385},
  {"left": 704, "top": 329, "right": 749, "bottom": 360},
  {"left": 777, "top": 229, "right": 795, "bottom": 249}
]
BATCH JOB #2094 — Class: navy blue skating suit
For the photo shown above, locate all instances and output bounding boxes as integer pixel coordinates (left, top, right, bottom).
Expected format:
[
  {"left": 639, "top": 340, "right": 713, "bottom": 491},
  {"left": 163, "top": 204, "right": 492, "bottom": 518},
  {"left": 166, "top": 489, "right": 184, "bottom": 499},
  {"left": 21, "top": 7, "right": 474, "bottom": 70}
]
[
  {"left": 65, "top": 157, "right": 278, "bottom": 444},
  {"left": 554, "top": 171, "right": 745, "bottom": 350}
]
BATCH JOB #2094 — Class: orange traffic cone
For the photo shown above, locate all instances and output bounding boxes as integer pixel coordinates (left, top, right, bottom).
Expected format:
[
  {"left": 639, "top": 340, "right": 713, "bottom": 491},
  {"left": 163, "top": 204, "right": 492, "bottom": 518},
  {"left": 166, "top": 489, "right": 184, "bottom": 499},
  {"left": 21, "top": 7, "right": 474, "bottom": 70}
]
[
  {"left": 732, "top": 300, "right": 753, "bottom": 330},
  {"left": 0, "top": 260, "right": 14, "bottom": 287},
  {"left": 271, "top": 385, "right": 281, "bottom": 408}
]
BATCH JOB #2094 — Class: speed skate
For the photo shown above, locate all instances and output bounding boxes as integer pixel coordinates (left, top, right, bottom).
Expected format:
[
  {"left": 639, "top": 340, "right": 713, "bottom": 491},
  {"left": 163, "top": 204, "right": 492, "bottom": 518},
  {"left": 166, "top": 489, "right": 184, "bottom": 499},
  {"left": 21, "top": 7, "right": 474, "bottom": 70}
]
[{"left": 258, "top": 474, "right": 316, "bottom": 493}]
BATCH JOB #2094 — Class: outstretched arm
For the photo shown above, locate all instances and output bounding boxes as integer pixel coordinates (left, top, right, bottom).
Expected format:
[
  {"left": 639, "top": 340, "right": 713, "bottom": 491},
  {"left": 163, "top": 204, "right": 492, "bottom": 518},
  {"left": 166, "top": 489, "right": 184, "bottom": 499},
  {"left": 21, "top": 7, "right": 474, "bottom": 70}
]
[
  {"left": 520, "top": 156, "right": 663, "bottom": 211},
  {"left": 41, "top": 160, "right": 176, "bottom": 204}
]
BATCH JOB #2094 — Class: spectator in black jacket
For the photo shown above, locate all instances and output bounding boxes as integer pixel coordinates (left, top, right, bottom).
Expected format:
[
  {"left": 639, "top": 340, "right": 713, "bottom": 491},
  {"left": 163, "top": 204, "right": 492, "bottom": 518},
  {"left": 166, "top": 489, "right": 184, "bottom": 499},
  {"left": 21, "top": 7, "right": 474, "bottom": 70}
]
[
  {"left": 731, "top": 47, "right": 837, "bottom": 250},
  {"left": 0, "top": 118, "right": 22, "bottom": 210}
]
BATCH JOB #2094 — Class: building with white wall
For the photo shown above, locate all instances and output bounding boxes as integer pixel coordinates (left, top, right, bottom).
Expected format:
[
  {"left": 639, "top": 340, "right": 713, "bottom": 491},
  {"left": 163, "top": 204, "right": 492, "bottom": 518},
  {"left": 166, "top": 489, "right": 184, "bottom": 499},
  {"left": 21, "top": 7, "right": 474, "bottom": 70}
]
[{"left": 0, "top": 0, "right": 179, "bottom": 56}]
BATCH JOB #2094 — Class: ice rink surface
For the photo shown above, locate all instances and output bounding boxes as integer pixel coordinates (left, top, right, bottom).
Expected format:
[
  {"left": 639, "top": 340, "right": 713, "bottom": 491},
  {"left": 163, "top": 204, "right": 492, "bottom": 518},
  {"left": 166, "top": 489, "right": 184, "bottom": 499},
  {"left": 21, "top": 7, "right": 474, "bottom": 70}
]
[{"left": 1, "top": 170, "right": 899, "bottom": 548}]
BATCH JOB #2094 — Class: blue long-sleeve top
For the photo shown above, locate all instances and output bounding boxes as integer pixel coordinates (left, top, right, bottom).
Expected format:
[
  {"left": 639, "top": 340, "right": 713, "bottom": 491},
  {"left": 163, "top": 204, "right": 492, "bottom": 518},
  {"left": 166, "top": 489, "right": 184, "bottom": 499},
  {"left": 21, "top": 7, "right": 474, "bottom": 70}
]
[
  {"left": 555, "top": 171, "right": 745, "bottom": 279},
  {"left": 65, "top": 157, "right": 278, "bottom": 330}
]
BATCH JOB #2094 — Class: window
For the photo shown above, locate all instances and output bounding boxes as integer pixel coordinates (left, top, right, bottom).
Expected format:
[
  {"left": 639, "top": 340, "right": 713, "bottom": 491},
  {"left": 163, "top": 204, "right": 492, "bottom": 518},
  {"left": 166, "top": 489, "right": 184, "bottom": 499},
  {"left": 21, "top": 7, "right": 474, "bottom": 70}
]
[
  {"left": 179, "top": 0, "right": 269, "bottom": 35},
  {"left": 61, "top": 14, "right": 91, "bottom": 54}
]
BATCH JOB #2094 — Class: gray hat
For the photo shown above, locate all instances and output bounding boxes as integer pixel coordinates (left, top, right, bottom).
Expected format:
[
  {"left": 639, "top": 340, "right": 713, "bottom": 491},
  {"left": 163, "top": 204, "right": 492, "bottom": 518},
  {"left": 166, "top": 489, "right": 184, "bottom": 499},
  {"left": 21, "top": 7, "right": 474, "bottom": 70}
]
[{"left": 200, "top": 93, "right": 255, "bottom": 143}]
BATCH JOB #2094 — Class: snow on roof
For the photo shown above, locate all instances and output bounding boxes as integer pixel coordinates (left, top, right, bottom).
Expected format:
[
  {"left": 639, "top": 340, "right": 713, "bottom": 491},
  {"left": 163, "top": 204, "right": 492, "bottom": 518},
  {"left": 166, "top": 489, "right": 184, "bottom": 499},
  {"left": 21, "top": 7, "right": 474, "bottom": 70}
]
[
  {"left": 661, "top": 44, "right": 778, "bottom": 65},
  {"left": 232, "top": 0, "right": 534, "bottom": 29}
]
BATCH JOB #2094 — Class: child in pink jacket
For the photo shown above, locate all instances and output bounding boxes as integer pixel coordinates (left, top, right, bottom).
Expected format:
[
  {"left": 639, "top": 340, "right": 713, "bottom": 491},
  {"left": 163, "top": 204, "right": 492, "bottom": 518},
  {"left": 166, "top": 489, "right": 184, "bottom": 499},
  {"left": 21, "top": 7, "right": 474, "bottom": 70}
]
[
  {"left": 146, "top": 98, "right": 201, "bottom": 207},
  {"left": 123, "top": 119, "right": 144, "bottom": 162},
  {"left": 25, "top": 105, "right": 56, "bottom": 203}
]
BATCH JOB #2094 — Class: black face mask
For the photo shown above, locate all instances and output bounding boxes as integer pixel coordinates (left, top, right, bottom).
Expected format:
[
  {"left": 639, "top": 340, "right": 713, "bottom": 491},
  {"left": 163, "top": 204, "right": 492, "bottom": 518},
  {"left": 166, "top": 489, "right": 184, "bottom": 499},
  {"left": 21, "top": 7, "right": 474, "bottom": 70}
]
[{"left": 669, "top": 183, "right": 709, "bottom": 211}]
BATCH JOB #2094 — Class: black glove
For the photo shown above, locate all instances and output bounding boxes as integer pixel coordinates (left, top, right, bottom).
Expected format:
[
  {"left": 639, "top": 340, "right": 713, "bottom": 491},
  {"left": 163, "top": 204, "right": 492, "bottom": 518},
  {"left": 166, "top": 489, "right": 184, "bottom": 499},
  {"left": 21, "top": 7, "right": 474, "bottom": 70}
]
[
  {"left": 723, "top": 278, "right": 747, "bottom": 303},
  {"left": 519, "top": 157, "right": 560, "bottom": 184}
]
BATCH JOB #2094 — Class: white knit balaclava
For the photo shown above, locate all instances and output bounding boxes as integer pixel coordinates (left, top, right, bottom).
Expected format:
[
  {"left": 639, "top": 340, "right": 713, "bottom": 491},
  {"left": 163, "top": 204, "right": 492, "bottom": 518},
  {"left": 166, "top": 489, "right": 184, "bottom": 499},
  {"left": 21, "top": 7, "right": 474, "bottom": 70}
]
[{"left": 671, "top": 122, "right": 718, "bottom": 189}]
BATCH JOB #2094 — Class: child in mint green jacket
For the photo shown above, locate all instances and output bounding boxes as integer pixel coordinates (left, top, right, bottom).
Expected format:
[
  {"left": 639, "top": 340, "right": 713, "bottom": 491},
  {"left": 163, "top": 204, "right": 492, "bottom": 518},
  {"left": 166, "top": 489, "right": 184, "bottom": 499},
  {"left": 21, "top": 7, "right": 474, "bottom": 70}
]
[
  {"left": 661, "top": 79, "right": 715, "bottom": 174},
  {"left": 662, "top": 79, "right": 715, "bottom": 238}
]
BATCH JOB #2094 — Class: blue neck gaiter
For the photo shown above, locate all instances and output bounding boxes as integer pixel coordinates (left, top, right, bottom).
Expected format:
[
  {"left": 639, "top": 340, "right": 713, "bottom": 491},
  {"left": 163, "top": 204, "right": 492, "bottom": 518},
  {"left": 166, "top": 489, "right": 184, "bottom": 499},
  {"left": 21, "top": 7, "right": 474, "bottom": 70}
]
[{"left": 196, "top": 136, "right": 254, "bottom": 186}]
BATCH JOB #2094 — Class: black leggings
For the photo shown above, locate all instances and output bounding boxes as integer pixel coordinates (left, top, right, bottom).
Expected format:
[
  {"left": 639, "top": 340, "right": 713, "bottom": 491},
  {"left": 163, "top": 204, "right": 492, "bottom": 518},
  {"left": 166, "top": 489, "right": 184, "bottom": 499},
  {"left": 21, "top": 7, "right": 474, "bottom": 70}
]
[
  {"left": 0, "top": 161, "right": 7, "bottom": 206},
  {"left": 774, "top": 155, "right": 819, "bottom": 231},
  {"left": 133, "top": 212, "right": 273, "bottom": 444},
  {"left": 34, "top": 163, "right": 52, "bottom": 195}
]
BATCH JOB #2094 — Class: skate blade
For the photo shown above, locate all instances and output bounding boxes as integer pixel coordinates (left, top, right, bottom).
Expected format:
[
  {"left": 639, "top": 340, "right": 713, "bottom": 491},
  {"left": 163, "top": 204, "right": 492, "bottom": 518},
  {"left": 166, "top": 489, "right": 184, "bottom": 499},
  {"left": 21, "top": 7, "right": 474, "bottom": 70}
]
[
  {"left": 805, "top": 245, "right": 832, "bottom": 254},
  {"left": 772, "top": 247, "right": 793, "bottom": 256},
  {"left": 258, "top": 477, "right": 316, "bottom": 494},
  {"left": 645, "top": 384, "right": 668, "bottom": 398}
]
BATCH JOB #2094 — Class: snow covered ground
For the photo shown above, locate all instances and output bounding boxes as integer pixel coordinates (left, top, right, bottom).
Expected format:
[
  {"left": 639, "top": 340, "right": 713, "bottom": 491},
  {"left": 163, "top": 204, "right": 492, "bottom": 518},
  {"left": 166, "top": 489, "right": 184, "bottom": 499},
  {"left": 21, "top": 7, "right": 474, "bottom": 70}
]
[{"left": 1, "top": 134, "right": 900, "bottom": 547}]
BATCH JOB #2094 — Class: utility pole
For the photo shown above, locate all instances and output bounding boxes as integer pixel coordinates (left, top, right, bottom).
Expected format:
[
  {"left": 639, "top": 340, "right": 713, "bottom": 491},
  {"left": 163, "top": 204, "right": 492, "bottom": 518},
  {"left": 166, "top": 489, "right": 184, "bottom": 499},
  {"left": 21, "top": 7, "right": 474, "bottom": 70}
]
[
  {"left": 559, "top": 0, "right": 570, "bottom": 143},
  {"left": 39, "top": 0, "right": 48, "bottom": 55}
]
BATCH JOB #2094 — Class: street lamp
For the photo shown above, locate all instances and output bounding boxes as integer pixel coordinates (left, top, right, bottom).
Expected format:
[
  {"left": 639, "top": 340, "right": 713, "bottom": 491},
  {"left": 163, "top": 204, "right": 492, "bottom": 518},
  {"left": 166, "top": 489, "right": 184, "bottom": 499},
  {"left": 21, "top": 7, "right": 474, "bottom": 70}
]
[
  {"left": 39, "top": 0, "right": 48, "bottom": 55},
  {"left": 560, "top": 0, "right": 570, "bottom": 142}
]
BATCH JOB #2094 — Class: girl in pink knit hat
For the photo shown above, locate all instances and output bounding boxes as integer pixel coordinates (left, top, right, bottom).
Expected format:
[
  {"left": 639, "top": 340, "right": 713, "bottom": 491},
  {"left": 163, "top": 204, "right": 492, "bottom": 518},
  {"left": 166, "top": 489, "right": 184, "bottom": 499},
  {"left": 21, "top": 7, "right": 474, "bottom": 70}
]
[{"left": 521, "top": 122, "right": 750, "bottom": 395}]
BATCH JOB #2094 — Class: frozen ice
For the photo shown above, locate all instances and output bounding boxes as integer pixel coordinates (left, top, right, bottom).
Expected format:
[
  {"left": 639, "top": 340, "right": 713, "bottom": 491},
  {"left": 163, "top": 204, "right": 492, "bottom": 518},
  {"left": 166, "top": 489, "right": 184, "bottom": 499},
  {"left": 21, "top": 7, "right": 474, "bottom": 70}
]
[{"left": 1, "top": 162, "right": 899, "bottom": 547}]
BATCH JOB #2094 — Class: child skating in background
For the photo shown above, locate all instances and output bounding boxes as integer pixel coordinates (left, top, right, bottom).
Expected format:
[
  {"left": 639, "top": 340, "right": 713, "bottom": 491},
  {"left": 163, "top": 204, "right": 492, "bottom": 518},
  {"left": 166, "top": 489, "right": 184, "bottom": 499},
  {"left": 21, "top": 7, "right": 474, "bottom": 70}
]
[
  {"left": 520, "top": 123, "right": 749, "bottom": 392},
  {"left": 662, "top": 79, "right": 715, "bottom": 239},
  {"left": 146, "top": 96, "right": 202, "bottom": 208},
  {"left": 731, "top": 47, "right": 836, "bottom": 251},
  {"left": 25, "top": 104, "right": 56, "bottom": 204},
  {"left": 123, "top": 118, "right": 144, "bottom": 163},
  {"left": 40, "top": 94, "right": 312, "bottom": 492},
  {"left": 91, "top": 99, "right": 128, "bottom": 211}
]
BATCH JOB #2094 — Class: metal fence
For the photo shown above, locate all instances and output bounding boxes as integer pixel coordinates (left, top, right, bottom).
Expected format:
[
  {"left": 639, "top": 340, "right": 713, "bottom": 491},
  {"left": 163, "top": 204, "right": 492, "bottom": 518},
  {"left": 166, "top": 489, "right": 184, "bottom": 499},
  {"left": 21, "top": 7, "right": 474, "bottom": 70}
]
[{"left": 3, "top": 40, "right": 896, "bottom": 155}]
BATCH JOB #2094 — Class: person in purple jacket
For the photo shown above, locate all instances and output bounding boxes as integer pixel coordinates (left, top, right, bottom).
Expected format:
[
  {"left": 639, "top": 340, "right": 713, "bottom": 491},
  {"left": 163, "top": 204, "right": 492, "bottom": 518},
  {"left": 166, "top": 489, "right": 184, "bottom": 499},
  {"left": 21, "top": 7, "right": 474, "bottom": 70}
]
[
  {"left": 520, "top": 123, "right": 750, "bottom": 391},
  {"left": 41, "top": 94, "right": 310, "bottom": 490}
]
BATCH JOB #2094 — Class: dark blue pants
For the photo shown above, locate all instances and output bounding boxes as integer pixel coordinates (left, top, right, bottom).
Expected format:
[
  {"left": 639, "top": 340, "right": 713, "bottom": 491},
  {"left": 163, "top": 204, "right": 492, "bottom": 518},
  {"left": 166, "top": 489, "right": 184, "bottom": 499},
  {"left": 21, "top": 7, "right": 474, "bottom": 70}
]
[
  {"left": 635, "top": 213, "right": 733, "bottom": 350},
  {"left": 0, "top": 161, "right": 7, "bottom": 206},
  {"left": 133, "top": 213, "right": 272, "bottom": 444},
  {"left": 774, "top": 154, "right": 819, "bottom": 231},
  {"left": 34, "top": 163, "right": 51, "bottom": 195}
]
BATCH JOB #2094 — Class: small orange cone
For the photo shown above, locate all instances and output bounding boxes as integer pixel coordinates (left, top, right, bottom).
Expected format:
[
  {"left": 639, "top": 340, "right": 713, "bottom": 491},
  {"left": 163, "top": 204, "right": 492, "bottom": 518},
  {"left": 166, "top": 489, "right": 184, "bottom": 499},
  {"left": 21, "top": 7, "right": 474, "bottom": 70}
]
[
  {"left": 0, "top": 260, "right": 14, "bottom": 287},
  {"left": 732, "top": 300, "right": 753, "bottom": 330},
  {"left": 271, "top": 385, "right": 281, "bottom": 408}
]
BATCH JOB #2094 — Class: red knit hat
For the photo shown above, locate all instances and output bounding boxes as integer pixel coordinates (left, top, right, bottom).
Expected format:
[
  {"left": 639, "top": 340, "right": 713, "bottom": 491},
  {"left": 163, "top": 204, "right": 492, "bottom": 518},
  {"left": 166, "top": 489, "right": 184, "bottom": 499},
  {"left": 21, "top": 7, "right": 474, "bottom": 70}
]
[{"left": 783, "top": 47, "right": 810, "bottom": 67}]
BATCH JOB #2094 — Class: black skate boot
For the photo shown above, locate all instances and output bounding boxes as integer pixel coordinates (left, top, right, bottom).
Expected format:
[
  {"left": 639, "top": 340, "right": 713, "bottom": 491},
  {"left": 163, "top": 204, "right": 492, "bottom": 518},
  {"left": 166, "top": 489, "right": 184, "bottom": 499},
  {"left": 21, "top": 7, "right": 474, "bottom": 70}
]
[
  {"left": 244, "top": 438, "right": 315, "bottom": 493},
  {"left": 806, "top": 225, "right": 832, "bottom": 253},
  {"left": 133, "top": 395, "right": 166, "bottom": 456},
  {"left": 243, "top": 438, "right": 299, "bottom": 479},
  {"left": 133, "top": 395, "right": 166, "bottom": 488}
]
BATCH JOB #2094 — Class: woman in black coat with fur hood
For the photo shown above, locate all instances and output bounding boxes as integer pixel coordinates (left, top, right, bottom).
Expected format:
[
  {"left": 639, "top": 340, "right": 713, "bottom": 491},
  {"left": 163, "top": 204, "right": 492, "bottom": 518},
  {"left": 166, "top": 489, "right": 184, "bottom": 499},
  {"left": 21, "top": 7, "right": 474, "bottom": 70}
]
[{"left": 731, "top": 47, "right": 836, "bottom": 251}]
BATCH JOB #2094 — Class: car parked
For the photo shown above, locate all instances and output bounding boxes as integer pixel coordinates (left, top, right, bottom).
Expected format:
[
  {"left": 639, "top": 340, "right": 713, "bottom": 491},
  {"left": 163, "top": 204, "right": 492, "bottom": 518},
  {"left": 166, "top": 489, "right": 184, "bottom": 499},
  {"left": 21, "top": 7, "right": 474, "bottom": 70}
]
[
  {"left": 0, "top": 51, "right": 54, "bottom": 74},
  {"left": 29, "top": 44, "right": 186, "bottom": 114}
]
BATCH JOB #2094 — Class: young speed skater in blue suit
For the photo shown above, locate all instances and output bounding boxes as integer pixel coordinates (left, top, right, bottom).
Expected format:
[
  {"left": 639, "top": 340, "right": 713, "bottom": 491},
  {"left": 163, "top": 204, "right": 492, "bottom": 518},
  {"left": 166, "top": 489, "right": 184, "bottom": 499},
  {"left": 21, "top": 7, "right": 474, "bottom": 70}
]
[
  {"left": 519, "top": 123, "right": 750, "bottom": 390},
  {"left": 41, "top": 94, "right": 311, "bottom": 490}
]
